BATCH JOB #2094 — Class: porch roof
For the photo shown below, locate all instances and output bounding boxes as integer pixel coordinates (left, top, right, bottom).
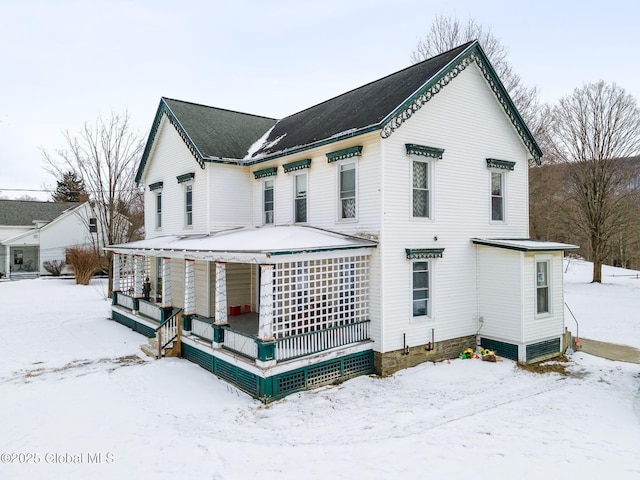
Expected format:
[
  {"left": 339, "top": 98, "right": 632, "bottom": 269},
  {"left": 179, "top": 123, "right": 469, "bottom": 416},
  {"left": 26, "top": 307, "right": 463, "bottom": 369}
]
[
  {"left": 472, "top": 238, "right": 579, "bottom": 252},
  {"left": 107, "top": 225, "right": 377, "bottom": 262}
]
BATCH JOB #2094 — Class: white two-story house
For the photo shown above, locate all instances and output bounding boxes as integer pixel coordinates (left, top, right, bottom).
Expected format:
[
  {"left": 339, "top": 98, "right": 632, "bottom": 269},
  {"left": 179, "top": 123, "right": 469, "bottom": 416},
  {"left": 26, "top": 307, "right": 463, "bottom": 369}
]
[{"left": 108, "top": 41, "right": 577, "bottom": 402}]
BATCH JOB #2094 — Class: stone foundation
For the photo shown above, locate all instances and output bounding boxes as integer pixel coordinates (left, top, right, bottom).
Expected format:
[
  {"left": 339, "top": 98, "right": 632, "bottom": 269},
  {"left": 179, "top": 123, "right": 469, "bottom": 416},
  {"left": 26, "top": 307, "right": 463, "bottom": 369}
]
[{"left": 374, "top": 334, "right": 476, "bottom": 377}]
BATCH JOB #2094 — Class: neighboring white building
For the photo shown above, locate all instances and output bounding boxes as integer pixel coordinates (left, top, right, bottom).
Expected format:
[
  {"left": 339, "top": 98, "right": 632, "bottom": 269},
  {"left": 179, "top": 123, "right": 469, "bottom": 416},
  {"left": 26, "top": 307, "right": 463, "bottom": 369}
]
[
  {"left": 0, "top": 200, "right": 100, "bottom": 279},
  {"left": 108, "top": 41, "right": 577, "bottom": 402}
]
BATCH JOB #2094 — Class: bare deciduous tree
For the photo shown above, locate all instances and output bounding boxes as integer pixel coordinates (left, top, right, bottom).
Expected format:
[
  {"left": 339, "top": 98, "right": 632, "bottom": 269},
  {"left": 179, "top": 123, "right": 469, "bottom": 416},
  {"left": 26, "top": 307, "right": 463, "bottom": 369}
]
[
  {"left": 43, "top": 111, "right": 145, "bottom": 291},
  {"left": 550, "top": 81, "right": 640, "bottom": 282},
  {"left": 411, "top": 15, "right": 540, "bottom": 131}
]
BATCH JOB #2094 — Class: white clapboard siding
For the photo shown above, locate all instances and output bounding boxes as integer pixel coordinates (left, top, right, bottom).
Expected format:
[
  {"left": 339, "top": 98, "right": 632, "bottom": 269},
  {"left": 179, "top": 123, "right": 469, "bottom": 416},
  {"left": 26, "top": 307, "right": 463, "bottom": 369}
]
[
  {"left": 141, "top": 118, "right": 207, "bottom": 237},
  {"left": 169, "top": 258, "right": 185, "bottom": 309},
  {"left": 522, "top": 251, "right": 565, "bottom": 343},
  {"left": 209, "top": 164, "right": 253, "bottom": 231},
  {"left": 377, "top": 63, "right": 531, "bottom": 352},
  {"left": 476, "top": 245, "right": 523, "bottom": 343},
  {"left": 226, "top": 263, "right": 254, "bottom": 311}
]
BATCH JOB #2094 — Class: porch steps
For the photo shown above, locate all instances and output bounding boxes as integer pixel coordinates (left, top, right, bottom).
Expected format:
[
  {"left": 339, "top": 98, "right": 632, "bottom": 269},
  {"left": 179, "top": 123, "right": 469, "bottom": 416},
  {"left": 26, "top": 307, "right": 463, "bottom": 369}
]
[{"left": 141, "top": 336, "right": 180, "bottom": 359}]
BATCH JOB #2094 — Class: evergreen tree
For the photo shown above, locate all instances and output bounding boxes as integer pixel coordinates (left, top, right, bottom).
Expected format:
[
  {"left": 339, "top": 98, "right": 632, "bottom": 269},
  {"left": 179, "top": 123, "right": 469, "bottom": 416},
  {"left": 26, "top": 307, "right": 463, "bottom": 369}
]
[{"left": 52, "top": 171, "right": 87, "bottom": 202}]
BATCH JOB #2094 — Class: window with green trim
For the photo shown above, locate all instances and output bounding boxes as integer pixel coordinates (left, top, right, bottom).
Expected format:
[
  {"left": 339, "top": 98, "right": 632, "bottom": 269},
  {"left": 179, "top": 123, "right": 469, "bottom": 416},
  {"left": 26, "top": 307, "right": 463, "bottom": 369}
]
[
  {"left": 339, "top": 162, "right": 356, "bottom": 220},
  {"left": 412, "top": 261, "right": 430, "bottom": 317},
  {"left": 491, "top": 171, "right": 504, "bottom": 222},
  {"left": 294, "top": 172, "right": 307, "bottom": 223},
  {"left": 264, "top": 179, "right": 274, "bottom": 224},
  {"left": 184, "top": 183, "right": 193, "bottom": 226},
  {"left": 412, "top": 159, "right": 430, "bottom": 218}
]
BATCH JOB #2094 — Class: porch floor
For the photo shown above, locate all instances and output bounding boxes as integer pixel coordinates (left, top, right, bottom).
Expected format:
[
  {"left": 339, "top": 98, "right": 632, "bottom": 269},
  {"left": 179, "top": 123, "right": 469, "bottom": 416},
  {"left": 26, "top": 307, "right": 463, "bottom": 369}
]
[{"left": 226, "top": 312, "right": 258, "bottom": 336}]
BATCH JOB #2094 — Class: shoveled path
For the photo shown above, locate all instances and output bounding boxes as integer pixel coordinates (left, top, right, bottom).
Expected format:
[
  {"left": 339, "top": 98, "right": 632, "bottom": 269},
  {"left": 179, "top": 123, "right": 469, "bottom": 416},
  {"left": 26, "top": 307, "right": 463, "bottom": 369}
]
[{"left": 580, "top": 338, "right": 640, "bottom": 364}]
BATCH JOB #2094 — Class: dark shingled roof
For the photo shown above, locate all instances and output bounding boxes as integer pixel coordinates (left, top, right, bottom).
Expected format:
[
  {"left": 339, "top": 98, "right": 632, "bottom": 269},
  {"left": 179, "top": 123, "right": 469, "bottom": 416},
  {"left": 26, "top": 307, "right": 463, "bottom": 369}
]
[
  {"left": 162, "top": 99, "right": 278, "bottom": 160},
  {"left": 0, "top": 200, "right": 80, "bottom": 226},
  {"left": 251, "top": 42, "right": 473, "bottom": 158},
  {"left": 136, "top": 40, "right": 541, "bottom": 180}
]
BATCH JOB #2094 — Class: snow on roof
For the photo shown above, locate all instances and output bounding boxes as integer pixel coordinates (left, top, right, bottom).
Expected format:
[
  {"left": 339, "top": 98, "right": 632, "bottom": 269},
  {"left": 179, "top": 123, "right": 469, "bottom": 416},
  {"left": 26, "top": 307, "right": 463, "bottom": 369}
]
[
  {"left": 108, "top": 225, "right": 377, "bottom": 261},
  {"left": 472, "top": 238, "right": 579, "bottom": 252}
]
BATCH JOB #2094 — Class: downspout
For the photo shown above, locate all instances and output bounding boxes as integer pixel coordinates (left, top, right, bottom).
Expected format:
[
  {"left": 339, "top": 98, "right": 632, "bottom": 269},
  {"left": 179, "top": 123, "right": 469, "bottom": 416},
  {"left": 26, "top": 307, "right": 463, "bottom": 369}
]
[
  {"left": 379, "top": 135, "right": 386, "bottom": 356},
  {"left": 520, "top": 251, "right": 526, "bottom": 361}
]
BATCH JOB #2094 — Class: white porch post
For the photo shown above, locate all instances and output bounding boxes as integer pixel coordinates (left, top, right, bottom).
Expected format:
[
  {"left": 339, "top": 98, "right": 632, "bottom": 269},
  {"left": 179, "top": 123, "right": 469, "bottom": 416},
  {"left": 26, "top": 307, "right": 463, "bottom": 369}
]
[
  {"left": 161, "top": 257, "right": 172, "bottom": 308},
  {"left": 133, "top": 255, "right": 144, "bottom": 298},
  {"left": 4, "top": 247, "right": 10, "bottom": 278},
  {"left": 258, "top": 264, "right": 274, "bottom": 339},
  {"left": 184, "top": 259, "right": 195, "bottom": 316},
  {"left": 214, "top": 262, "right": 228, "bottom": 325},
  {"left": 112, "top": 253, "right": 121, "bottom": 292}
]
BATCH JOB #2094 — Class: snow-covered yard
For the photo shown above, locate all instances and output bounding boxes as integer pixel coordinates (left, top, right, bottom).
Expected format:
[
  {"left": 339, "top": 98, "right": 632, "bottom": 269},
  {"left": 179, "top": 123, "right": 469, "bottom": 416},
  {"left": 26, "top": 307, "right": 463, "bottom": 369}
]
[{"left": 0, "top": 260, "right": 639, "bottom": 480}]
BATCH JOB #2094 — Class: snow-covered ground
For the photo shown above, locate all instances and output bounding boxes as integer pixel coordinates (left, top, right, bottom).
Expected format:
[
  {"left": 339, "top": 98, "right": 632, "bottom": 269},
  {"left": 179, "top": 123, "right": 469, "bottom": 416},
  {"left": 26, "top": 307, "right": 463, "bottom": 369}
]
[{"left": 0, "top": 262, "right": 639, "bottom": 480}]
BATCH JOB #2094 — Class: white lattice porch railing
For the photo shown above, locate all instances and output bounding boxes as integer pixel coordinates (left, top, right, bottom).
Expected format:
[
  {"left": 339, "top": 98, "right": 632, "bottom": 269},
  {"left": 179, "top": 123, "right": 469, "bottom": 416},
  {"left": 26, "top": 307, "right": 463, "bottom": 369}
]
[
  {"left": 275, "top": 320, "right": 370, "bottom": 361},
  {"left": 191, "top": 317, "right": 214, "bottom": 341},
  {"left": 138, "top": 299, "right": 162, "bottom": 321},
  {"left": 115, "top": 293, "right": 135, "bottom": 310}
]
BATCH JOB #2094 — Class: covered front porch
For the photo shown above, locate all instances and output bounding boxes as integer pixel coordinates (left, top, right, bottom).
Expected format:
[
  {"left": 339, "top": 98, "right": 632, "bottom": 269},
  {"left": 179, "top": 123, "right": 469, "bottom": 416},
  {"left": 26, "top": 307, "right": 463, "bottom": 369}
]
[{"left": 107, "top": 226, "right": 377, "bottom": 401}]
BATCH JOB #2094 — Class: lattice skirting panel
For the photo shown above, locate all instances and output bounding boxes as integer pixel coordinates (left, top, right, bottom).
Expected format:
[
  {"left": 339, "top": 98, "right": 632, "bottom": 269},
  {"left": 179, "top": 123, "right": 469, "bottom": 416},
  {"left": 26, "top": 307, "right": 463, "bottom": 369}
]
[
  {"left": 181, "top": 343, "right": 374, "bottom": 403},
  {"left": 526, "top": 338, "right": 561, "bottom": 362},
  {"left": 480, "top": 338, "right": 519, "bottom": 361},
  {"left": 112, "top": 310, "right": 156, "bottom": 338}
]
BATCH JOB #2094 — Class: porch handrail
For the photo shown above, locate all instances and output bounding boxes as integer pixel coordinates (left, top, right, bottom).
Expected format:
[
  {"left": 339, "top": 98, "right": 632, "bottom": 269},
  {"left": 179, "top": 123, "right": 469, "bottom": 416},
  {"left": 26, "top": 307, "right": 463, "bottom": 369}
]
[
  {"left": 156, "top": 308, "right": 182, "bottom": 358},
  {"left": 222, "top": 328, "right": 259, "bottom": 359},
  {"left": 275, "top": 319, "right": 370, "bottom": 362}
]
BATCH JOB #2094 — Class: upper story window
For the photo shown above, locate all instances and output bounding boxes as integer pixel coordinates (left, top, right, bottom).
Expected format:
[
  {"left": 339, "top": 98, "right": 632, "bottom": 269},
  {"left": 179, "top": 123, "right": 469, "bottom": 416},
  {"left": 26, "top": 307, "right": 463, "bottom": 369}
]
[
  {"left": 339, "top": 162, "right": 356, "bottom": 219},
  {"left": 149, "top": 181, "right": 163, "bottom": 230},
  {"left": 294, "top": 172, "right": 307, "bottom": 223},
  {"left": 406, "top": 144, "right": 443, "bottom": 219},
  {"left": 486, "top": 159, "right": 515, "bottom": 223},
  {"left": 327, "top": 146, "right": 362, "bottom": 222},
  {"left": 89, "top": 217, "right": 97, "bottom": 233},
  {"left": 264, "top": 179, "right": 274, "bottom": 224},
  {"left": 177, "top": 173, "right": 195, "bottom": 227}
]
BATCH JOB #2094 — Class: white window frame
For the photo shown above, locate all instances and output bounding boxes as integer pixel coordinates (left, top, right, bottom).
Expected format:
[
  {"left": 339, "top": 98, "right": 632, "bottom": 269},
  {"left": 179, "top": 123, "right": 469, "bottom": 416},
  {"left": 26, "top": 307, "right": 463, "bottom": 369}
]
[
  {"left": 490, "top": 169, "right": 506, "bottom": 223},
  {"left": 411, "top": 158, "right": 433, "bottom": 219},
  {"left": 263, "top": 178, "right": 275, "bottom": 225},
  {"left": 155, "top": 191, "right": 162, "bottom": 229},
  {"left": 337, "top": 160, "right": 357, "bottom": 221},
  {"left": 293, "top": 172, "right": 308, "bottom": 223},
  {"left": 535, "top": 255, "right": 552, "bottom": 317},
  {"left": 184, "top": 182, "right": 193, "bottom": 227},
  {"left": 411, "top": 260, "right": 431, "bottom": 319}
]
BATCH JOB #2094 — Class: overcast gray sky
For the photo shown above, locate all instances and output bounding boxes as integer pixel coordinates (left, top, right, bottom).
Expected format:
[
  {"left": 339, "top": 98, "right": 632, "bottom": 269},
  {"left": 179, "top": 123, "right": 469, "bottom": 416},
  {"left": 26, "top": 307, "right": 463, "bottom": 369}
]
[{"left": 1, "top": 0, "right": 639, "bottom": 200}]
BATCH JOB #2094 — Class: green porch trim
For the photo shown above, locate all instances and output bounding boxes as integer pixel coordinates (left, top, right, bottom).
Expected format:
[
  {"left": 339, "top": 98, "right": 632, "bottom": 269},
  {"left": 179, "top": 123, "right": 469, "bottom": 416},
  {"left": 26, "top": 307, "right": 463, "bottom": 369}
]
[
  {"left": 177, "top": 172, "right": 195, "bottom": 183},
  {"left": 148, "top": 181, "right": 163, "bottom": 191},
  {"left": 326, "top": 146, "right": 363, "bottom": 163},
  {"left": 526, "top": 338, "right": 561, "bottom": 362},
  {"left": 256, "top": 338, "right": 276, "bottom": 362},
  {"left": 212, "top": 323, "right": 226, "bottom": 343},
  {"left": 182, "top": 314, "right": 193, "bottom": 331},
  {"left": 405, "top": 248, "right": 444, "bottom": 259},
  {"left": 112, "top": 310, "right": 156, "bottom": 338},
  {"left": 405, "top": 144, "right": 444, "bottom": 159},
  {"left": 486, "top": 158, "right": 516, "bottom": 171},
  {"left": 268, "top": 244, "right": 376, "bottom": 256},
  {"left": 480, "top": 338, "right": 519, "bottom": 361},
  {"left": 283, "top": 158, "right": 312, "bottom": 173},
  {"left": 253, "top": 167, "right": 278, "bottom": 179}
]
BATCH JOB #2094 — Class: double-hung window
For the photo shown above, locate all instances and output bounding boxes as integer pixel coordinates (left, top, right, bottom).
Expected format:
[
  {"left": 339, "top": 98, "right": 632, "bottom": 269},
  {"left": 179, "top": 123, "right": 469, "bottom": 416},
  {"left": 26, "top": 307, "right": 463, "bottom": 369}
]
[
  {"left": 412, "top": 160, "right": 430, "bottom": 218},
  {"left": 339, "top": 162, "right": 356, "bottom": 219},
  {"left": 264, "top": 179, "right": 274, "bottom": 224},
  {"left": 294, "top": 173, "right": 307, "bottom": 223},
  {"left": 536, "top": 258, "right": 550, "bottom": 315},
  {"left": 412, "top": 261, "right": 430, "bottom": 317},
  {"left": 155, "top": 191, "right": 162, "bottom": 229},
  {"left": 491, "top": 171, "right": 504, "bottom": 221},
  {"left": 185, "top": 184, "right": 193, "bottom": 226}
]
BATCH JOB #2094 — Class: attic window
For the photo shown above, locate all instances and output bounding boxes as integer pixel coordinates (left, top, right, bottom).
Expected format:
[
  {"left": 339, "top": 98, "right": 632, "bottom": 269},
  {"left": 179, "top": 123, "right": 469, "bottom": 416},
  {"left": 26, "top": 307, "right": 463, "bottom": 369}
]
[
  {"left": 327, "top": 146, "right": 362, "bottom": 163},
  {"left": 283, "top": 159, "right": 312, "bottom": 173},
  {"left": 254, "top": 167, "right": 278, "bottom": 179},
  {"left": 486, "top": 158, "right": 516, "bottom": 171},
  {"left": 177, "top": 172, "right": 195, "bottom": 183},
  {"left": 405, "top": 144, "right": 444, "bottom": 159},
  {"left": 89, "top": 218, "right": 97, "bottom": 233},
  {"left": 405, "top": 248, "right": 444, "bottom": 259},
  {"left": 149, "top": 181, "right": 163, "bottom": 191}
]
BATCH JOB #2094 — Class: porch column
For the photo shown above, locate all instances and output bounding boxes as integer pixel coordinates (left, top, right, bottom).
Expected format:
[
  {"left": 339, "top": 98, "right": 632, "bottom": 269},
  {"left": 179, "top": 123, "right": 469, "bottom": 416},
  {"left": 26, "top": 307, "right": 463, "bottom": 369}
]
[
  {"left": 161, "top": 257, "right": 174, "bottom": 323},
  {"left": 256, "top": 264, "right": 276, "bottom": 367},
  {"left": 133, "top": 255, "right": 144, "bottom": 312},
  {"left": 184, "top": 259, "right": 196, "bottom": 316},
  {"left": 112, "top": 253, "right": 121, "bottom": 305},
  {"left": 214, "top": 262, "right": 228, "bottom": 325}
]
